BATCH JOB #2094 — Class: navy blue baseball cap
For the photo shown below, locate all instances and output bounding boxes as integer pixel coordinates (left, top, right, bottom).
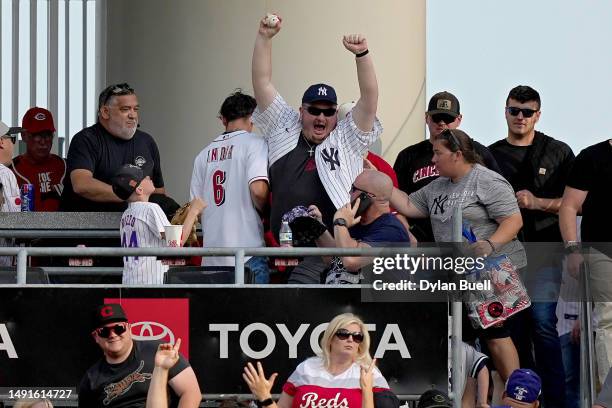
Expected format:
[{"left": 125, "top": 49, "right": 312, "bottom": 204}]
[
  {"left": 505, "top": 369, "right": 541, "bottom": 403},
  {"left": 111, "top": 164, "right": 145, "bottom": 200},
  {"left": 302, "top": 83, "right": 337, "bottom": 105}
]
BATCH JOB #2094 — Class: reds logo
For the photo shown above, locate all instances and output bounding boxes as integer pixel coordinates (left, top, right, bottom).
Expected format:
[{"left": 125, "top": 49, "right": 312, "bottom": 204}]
[
  {"left": 34, "top": 112, "right": 47, "bottom": 120},
  {"left": 100, "top": 305, "right": 115, "bottom": 317}
]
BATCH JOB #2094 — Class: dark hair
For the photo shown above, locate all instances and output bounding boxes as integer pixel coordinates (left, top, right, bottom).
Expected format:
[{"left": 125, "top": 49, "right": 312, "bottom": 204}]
[
  {"left": 98, "top": 83, "right": 136, "bottom": 112},
  {"left": 436, "top": 129, "right": 483, "bottom": 165},
  {"left": 219, "top": 89, "right": 257, "bottom": 122},
  {"left": 506, "top": 85, "right": 541, "bottom": 110}
]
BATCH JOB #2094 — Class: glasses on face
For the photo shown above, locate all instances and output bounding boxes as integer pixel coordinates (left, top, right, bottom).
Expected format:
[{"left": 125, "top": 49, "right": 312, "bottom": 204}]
[
  {"left": 506, "top": 106, "right": 538, "bottom": 118},
  {"left": 93, "top": 323, "right": 128, "bottom": 338},
  {"left": 1, "top": 135, "right": 17, "bottom": 144},
  {"left": 100, "top": 83, "right": 135, "bottom": 107},
  {"left": 305, "top": 106, "right": 337, "bottom": 117},
  {"left": 335, "top": 329, "right": 364, "bottom": 343},
  {"left": 350, "top": 184, "right": 375, "bottom": 197},
  {"left": 430, "top": 113, "right": 456, "bottom": 125}
]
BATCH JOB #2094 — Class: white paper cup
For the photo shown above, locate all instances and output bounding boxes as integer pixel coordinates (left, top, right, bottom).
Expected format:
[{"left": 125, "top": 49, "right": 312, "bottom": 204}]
[{"left": 164, "top": 225, "right": 183, "bottom": 247}]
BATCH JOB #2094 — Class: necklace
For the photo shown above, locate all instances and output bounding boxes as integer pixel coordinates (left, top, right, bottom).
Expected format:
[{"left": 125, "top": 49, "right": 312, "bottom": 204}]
[{"left": 302, "top": 134, "right": 315, "bottom": 157}]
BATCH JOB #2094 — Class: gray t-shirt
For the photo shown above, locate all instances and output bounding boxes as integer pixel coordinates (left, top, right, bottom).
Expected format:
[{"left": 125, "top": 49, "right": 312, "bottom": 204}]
[{"left": 409, "top": 164, "right": 526, "bottom": 268}]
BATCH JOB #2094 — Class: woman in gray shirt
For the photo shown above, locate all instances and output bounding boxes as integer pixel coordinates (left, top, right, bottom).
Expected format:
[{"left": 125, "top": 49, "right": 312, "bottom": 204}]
[{"left": 390, "top": 128, "right": 525, "bottom": 384}]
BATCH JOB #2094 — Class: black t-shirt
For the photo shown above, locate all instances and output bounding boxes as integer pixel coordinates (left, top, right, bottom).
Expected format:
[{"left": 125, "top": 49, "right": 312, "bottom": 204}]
[
  {"left": 489, "top": 131, "right": 575, "bottom": 242},
  {"left": 566, "top": 140, "right": 612, "bottom": 245},
  {"left": 393, "top": 138, "right": 500, "bottom": 242},
  {"left": 269, "top": 135, "right": 336, "bottom": 240},
  {"left": 78, "top": 340, "right": 189, "bottom": 408},
  {"left": 61, "top": 123, "right": 164, "bottom": 212}
]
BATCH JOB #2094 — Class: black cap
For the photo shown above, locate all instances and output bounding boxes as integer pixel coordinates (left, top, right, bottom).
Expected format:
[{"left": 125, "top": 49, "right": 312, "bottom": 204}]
[
  {"left": 417, "top": 389, "right": 452, "bottom": 408},
  {"left": 302, "top": 83, "right": 337, "bottom": 105},
  {"left": 427, "top": 91, "right": 460, "bottom": 117},
  {"left": 111, "top": 164, "right": 145, "bottom": 200},
  {"left": 92, "top": 304, "right": 128, "bottom": 330}
]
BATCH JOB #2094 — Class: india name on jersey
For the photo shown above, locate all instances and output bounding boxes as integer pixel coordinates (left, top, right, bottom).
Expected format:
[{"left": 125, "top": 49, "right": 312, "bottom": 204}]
[
  {"left": 190, "top": 130, "right": 268, "bottom": 267},
  {"left": 120, "top": 201, "right": 170, "bottom": 284}
]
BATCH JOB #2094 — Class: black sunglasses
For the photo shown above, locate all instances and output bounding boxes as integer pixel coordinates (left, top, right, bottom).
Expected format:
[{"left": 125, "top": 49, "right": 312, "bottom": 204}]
[
  {"left": 335, "top": 329, "right": 364, "bottom": 343},
  {"left": 506, "top": 106, "right": 538, "bottom": 118},
  {"left": 100, "top": 83, "right": 135, "bottom": 107},
  {"left": 430, "top": 113, "right": 456, "bottom": 125},
  {"left": 94, "top": 323, "right": 127, "bottom": 338},
  {"left": 305, "top": 106, "right": 337, "bottom": 117},
  {"left": 350, "top": 184, "right": 375, "bottom": 197},
  {"left": 1, "top": 135, "right": 17, "bottom": 144}
]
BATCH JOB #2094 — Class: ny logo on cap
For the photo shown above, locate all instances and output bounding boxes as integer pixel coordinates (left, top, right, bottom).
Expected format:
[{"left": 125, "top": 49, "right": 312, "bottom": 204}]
[
  {"left": 318, "top": 87, "right": 328, "bottom": 96},
  {"left": 437, "top": 99, "right": 451, "bottom": 110},
  {"left": 100, "top": 305, "right": 114, "bottom": 317},
  {"left": 34, "top": 113, "right": 47, "bottom": 120}
]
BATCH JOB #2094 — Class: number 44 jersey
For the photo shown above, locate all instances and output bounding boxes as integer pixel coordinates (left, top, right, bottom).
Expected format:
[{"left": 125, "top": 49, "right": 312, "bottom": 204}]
[{"left": 190, "top": 130, "right": 269, "bottom": 267}]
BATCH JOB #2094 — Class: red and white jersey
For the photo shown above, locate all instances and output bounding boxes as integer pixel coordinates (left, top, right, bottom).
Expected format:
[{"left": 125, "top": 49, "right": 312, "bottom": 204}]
[
  {"left": 190, "top": 130, "right": 268, "bottom": 267},
  {"left": 11, "top": 154, "right": 66, "bottom": 211},
  {"left": 120, "top": 201, "right": 170, "bottom": 284},
  {"left": 283, "top": 357, "right": 390, "bottom": 408},
  {"left": 1, "top": 163, "right": 20, "bottom": 266}
]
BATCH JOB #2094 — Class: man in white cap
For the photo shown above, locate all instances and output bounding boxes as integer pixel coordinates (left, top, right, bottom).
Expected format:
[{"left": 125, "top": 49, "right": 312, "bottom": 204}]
[{"left": 0, "top": 120, "right": 25, "bottom": 266}]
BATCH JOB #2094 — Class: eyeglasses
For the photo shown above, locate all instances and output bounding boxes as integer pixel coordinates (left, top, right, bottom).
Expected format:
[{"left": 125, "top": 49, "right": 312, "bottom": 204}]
[
  {"left": 335, "top": 329, "right": 364, "bottom": 343},
  {"left": 99, "top": 83, "right": 135, "bottom": 107},
  {"left": 93, "top": 323, "right": 128, "bottom": 338},
  {"left": 1, "top": 135, "right": 17, "bottom": 144},
  {"left": 305, "top": 106, "right": 337, "bottom": 117},
  {"left": 350, "top": 184, "right": 375, "bottom": 197},
  {"left": 430, "top": 113, "right": 456, "bottom": 125},
  {"left": 506, "top": 106, "right": 538, "bottom": 118}
]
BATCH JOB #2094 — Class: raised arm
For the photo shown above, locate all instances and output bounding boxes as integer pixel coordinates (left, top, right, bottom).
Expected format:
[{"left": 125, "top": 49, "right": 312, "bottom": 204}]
[
  {"left": 389, "top": 187, "right": 427, "bottom": 219},
  {"left": 342, "top": 35, "right": 378, "bottom": 132},
  {"left": 252, "top": 15, "right": 282, "bottom": 110},
  {"left": 147, "top": 340, "right": 182, "bottom": 408}
]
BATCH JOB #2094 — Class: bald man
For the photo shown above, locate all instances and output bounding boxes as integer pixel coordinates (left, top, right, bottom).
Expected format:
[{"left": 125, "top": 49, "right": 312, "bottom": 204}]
[{"left": 310, "top": 169, "right": 410, "bottom": 283}]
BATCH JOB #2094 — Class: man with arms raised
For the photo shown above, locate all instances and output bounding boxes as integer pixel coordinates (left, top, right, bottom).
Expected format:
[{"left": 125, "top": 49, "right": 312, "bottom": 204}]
[{"left": 252, "top": 14, "right": 382, "bottom": 283}]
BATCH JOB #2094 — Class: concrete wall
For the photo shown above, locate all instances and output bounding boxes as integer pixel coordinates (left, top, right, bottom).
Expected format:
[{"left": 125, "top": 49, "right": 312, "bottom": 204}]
[{"left": 106, "top": 0, "right": 425, "bottom": 201}]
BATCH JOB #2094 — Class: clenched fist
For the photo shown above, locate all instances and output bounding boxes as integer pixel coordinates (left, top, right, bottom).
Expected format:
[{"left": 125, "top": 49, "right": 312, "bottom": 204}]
[{"left": 342, "top": 34, "right": 368, "bottom": 55}]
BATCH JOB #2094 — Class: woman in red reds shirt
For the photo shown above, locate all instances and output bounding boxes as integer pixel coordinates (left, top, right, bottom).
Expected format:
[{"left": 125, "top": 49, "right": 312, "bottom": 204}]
[{"left": 242, "top": 313, "right": 398, "bottom": 408}]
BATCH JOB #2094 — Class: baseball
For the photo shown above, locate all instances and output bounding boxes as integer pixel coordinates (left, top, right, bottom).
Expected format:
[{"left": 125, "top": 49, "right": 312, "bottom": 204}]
[{"left": 263, "top": 13, "right": 279, "bottom": 28}]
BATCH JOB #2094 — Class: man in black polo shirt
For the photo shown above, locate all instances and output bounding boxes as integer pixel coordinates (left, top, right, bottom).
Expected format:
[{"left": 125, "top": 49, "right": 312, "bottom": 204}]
[
  {"left": 489, "top": 85, "right": 574, "bottom": 408},
  {"left": 252, "top": 15, "right": 382, "bottom": 283},
  {"left": 393, "top": 91, "right": 500, "bottom": 242},
  {"left": 61, "top": 83, "right": 165, "bottom": 212}
]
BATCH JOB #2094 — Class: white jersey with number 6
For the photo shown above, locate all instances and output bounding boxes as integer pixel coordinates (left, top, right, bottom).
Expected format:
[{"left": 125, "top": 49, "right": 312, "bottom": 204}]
[
  {"left": 120, "top": 201, "right": 170, "bottom": 284},
  {"left": 190, "top": 130, "right": 268, "bottom": 267}
]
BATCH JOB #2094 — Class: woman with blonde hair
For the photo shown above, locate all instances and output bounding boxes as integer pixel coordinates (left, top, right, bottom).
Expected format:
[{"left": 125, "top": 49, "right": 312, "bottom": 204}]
[
  {"left": 243, "top": 313, "right": 398, "bottom": 408},
  {"left": 13, "top": 399, "right": 53, "bottom": 408}
]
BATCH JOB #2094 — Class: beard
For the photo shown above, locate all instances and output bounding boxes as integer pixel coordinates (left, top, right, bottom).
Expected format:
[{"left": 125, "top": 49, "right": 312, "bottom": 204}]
[{"left": 107, "top": 121, "right": 138, "bottom": 140}]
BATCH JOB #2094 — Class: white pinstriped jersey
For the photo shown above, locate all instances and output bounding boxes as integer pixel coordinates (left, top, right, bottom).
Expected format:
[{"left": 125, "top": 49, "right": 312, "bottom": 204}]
[
  {"left": 190, "top": 130, "right": 268, "bottom": 267},
  {"left": 0, "top": 163, "right": 20, "bottom": 267},
  {"left": 120, "top": 201, "right": 170, "bottom": 284},
  {"left": 252, "top": 93, "right": 383, "bottom": 209}
]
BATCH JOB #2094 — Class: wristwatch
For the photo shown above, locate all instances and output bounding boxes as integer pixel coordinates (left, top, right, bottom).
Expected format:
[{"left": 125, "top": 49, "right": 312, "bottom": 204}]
[
  {"left": 256, "top": 398, "right": 274, "bottom": 407},
  {"left": 564, "top": 241, "right": 581, "bottom": 255},
  {"left": 333, "top": 218, "right": 348, "bottom": 228}
]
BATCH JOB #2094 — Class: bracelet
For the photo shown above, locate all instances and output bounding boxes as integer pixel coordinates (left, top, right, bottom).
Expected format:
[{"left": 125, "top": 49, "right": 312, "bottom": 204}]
[
  {"left": 356, "top": 49, "right": 369, "bottom": 58},
  {"left": 256, "top": 398, "right": 274, "bottom": 407},
  {"left": 485, "top": 239, "right": 496, "bottom": 253}
]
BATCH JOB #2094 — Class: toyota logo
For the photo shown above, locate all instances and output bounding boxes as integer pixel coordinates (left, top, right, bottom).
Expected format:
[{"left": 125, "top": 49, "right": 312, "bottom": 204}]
[{"left": 130, "top": 321, "right": 175, "bottom": 343}]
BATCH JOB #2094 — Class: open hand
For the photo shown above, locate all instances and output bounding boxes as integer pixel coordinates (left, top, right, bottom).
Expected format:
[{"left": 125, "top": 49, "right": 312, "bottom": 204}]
[
  {"left": 242, "top": 362, "right": 278, "bottom": 401},
  {"left": 334, "top": 199, "right": 362, "bottom": 227},
  {"left": 154, "top": 338, "right": 181, "bottom": 370}
]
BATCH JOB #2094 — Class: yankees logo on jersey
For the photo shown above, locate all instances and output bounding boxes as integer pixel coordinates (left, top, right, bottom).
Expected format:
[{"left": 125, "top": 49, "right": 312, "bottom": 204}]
[{"left": 120, "top": 201, "right": 171, "bottom": 284}]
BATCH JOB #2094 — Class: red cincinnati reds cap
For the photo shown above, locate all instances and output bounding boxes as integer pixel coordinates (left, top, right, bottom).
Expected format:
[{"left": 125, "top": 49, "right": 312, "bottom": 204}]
[
  {"left": 92, "top": 304, "right": 128, "bottom": 330},
  {"left": 22, "top": 107, "right": 56, "bottom": 134}
]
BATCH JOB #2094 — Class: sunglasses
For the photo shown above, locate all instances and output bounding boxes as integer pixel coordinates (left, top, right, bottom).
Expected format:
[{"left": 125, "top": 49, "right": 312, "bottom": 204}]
[
  {"left": 335, "top": 329, "right": 364, "bottom": 343},
  {"left": 350, "top": 184, "right": 375, "bottom": 197},
  {"left": 100, "top": 83, "right": 135, "bottom": 106},
  {"left": 305, "top": 106, "right": 337, "bottom": 117},
  {"left": 430, "top": 113, "right": 456, "bottom": 125},
  {"left": 94, "top": 323, "right": 128, "bottom": 338},
  {"left": 1, "top": 135, "right": 17, "bottom": 144},
  {"left": 506, "top": 106, "right": 538, "bottom": 118}
]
